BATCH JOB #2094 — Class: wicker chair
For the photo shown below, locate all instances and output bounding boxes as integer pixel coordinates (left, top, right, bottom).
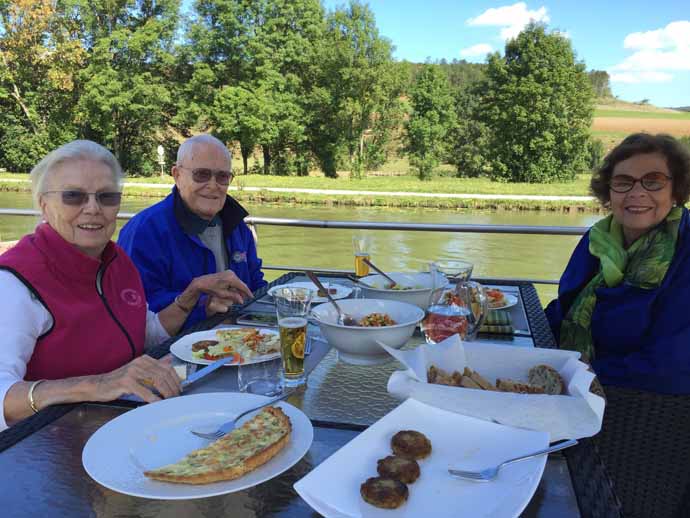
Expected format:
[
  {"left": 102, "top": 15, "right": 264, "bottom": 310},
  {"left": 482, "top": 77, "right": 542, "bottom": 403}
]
[{"left": 591, "top": 385, "right": 690, "bottom": 518}]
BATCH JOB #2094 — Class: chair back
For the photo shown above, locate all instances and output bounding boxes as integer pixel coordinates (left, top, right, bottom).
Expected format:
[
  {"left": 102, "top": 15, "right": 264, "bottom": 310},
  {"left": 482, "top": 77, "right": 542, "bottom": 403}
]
[{"left": 593, "top": 385, "right": 690, "bottom": 518}]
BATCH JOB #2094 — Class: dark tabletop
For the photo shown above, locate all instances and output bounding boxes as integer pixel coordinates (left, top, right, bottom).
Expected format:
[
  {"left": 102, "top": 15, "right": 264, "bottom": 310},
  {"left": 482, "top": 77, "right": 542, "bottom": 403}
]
[{"left": 0, "top": 272, "right": 621, "bottom": 518}]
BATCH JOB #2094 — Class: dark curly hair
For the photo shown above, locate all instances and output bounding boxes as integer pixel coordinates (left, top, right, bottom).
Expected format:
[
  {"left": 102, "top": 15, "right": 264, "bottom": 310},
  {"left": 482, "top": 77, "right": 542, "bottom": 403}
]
[{"left": 590, "top": 133, "right": 690, "bottom": 207}]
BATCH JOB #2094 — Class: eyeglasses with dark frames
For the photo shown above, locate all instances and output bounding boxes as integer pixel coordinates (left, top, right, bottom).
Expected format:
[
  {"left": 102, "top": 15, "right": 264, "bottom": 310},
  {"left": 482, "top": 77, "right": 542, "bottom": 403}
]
[
  {"left": 177, "top": 165, "right": 233, "bottom": 186},
  {"left": 42, "top": 190, "right": 123, "bottom": 207},
  {"left": 609, "top": 172, "right": 672, "bottom": 193}
]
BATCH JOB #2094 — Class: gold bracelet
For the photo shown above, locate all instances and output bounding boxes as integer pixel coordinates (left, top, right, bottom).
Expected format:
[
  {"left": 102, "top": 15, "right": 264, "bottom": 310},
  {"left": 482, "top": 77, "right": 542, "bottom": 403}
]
[
  {"left": 174, "top": 294, "right": 194, "bottom": 313},
  {"left": 28, "top": 379, "right": 46, "bottom": 413}
]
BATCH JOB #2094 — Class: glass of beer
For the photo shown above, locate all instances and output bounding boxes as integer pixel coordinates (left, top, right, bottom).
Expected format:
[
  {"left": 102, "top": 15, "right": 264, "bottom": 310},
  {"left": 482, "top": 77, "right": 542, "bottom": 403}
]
[
  {"left": 353, "top": 234, "right": 371, "bottom": 276},
  {"left": 274, "top": 287, "right": 313, "bottom": 387}
]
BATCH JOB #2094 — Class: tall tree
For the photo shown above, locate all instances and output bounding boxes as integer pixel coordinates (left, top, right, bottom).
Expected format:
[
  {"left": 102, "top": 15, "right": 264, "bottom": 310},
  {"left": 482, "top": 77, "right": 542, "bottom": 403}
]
[
  {"left": 405, "top": 65, "right": 454, "bottom": 180},
  {"left": 480, "top": 23, "right": 594, "bottom": 182},
  {"left": 588, "top": 70, "right": 612, "bottom": 98},
  {"left": 448, "top": 85, "right": 492, "bottom": 178},
  {"left": 306, "top": 1, "right": 401, "bottom": 178},
  {"left": 0, "top": 0, "right": 84, "bottom": 171},
  {"left": 71, "top": 0, "right": 180, "bottom": 174},
  {"left": 182, "top": 0, "right": 323, "bottom": 175}
]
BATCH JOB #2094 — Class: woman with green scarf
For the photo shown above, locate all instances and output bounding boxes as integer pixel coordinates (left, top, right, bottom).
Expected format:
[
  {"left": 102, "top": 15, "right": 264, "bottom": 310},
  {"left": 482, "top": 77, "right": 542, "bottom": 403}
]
[{"left": 546, "top": 133, "right": 690, "bottom": 394}]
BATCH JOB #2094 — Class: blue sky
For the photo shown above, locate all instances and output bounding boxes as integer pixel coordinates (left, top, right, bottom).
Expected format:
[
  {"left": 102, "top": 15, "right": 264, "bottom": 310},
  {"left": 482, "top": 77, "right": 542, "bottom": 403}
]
[{"left": 322, "top": 0, "right": 690, "bottom": 108}]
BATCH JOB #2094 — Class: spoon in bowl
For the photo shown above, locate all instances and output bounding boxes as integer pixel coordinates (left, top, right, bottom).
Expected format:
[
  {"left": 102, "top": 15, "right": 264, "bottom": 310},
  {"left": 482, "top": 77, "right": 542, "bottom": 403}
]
[
  {"left": 362, "top": 258, "right": 399, "bottom": 289},
  {"left": 306, "top": 271, "right": 358, "bottom": 326}
]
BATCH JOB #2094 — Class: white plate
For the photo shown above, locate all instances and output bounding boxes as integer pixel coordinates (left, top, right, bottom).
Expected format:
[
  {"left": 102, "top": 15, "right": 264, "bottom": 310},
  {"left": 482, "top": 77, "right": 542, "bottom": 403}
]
[
  {"left": 294, "top": 399, "right": 548, "bottom": 518},
  {"left": 268, "top": 281, "right": 353, "bottom": 304},
  {"left": 489, "top": 293, "right": 518, "bottom": 311},
  {"left": 82, "top": 393, "right": 313, "bottom": 499},
  {"left": 170, "top": 327, "right": 280, "bottom": 366}
]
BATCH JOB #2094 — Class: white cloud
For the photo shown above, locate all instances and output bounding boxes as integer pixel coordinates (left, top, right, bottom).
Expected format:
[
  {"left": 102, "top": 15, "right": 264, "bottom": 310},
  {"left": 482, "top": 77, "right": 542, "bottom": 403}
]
[
  {"left": 459, "top": 43, "right": 494, "bottom": 58},
  {"left": 609, "top": 21, "right": 690, "bottom": 84},
  {"left": 610, "top": 71, "right": 674, "bottom": 84},
  {"left": 623, "top": 21, "right": 690, "bottom": 51},
  {"left": 467, "top": 2, "right": 549, "bottom": 41}
]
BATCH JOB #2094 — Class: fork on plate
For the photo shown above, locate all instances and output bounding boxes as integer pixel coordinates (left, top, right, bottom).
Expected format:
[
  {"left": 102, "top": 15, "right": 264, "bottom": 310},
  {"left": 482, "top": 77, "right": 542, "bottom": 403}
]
[
  {"left": 190, "top": 390, "right": 294, "bottom": 440},
  {"left": 448, "top": 439, "right": 578, "bottom": 482}
]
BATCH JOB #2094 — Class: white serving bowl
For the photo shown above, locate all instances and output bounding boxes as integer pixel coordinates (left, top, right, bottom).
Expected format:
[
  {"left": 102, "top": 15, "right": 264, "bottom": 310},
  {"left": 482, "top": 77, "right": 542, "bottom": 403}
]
[
  {"left": 358, "top": 271, "right": 447, "bottom": 310},
  {"left": 310, "top": 299, "right": 425, "bottom": 365}
]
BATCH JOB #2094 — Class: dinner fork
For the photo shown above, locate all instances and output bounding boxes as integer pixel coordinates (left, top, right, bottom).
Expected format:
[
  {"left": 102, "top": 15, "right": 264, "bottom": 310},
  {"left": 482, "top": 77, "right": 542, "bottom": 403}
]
[
  {"left": 190, "top": 390, "right": 294, "bottom": 440},
  {"left": 448, "top": 439, "right": 578, "bottom": 482}
]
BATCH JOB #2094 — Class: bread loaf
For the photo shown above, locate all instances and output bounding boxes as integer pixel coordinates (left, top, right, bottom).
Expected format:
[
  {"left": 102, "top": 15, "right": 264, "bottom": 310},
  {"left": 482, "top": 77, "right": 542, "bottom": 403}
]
[{"left": 528, "top": 364, "right": 564, "bottom": 395}]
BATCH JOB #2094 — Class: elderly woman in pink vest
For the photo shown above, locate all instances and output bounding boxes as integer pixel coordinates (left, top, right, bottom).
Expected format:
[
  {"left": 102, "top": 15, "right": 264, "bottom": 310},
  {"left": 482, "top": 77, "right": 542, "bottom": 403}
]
[{"left": 0, "top": 140, "right": 253, "bottom": 430}]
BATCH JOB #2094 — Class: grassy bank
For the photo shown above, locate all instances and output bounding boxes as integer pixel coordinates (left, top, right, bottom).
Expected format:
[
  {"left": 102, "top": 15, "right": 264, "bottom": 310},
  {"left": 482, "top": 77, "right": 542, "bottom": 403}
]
[
  {"left": 0, "top": 172, "right": 601, "bottom": 212},
  {"left": 594, "top": 109, "right": 690, "bottom": 120}
]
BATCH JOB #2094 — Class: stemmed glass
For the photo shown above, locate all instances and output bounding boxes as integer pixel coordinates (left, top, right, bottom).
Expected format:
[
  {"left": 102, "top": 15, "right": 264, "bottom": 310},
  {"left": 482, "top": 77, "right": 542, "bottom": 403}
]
[{"left": 420, "top": 261, "right": 488, "bottom": 343}]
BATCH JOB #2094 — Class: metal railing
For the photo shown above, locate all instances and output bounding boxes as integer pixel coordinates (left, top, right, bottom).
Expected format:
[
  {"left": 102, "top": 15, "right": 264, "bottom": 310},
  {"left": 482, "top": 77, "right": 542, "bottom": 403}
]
[{"left": 0, "top": 208, "right": 586, "bottom": 285}]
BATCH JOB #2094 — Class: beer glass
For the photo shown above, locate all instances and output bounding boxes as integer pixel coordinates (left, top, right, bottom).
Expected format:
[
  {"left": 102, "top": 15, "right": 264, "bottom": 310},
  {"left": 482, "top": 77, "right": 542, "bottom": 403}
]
[
  {"left": 352, "top": 234, "right": 371, "bottom": 276},
  {"left": 274, "top": 287, "right": 313, "bottom": 387}
]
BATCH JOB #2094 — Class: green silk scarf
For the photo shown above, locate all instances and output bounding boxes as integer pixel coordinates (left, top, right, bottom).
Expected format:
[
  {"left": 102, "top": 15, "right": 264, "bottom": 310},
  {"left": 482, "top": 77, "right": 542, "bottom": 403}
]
[{"left": 559, "top": 207, "right": 682, "bottom": 361}]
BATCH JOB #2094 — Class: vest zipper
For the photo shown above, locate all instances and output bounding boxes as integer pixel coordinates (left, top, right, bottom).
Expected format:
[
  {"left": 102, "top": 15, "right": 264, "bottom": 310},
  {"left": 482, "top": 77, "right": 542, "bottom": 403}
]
[{"left": 96, "top": 263, "right": 137, "bottom": 360}]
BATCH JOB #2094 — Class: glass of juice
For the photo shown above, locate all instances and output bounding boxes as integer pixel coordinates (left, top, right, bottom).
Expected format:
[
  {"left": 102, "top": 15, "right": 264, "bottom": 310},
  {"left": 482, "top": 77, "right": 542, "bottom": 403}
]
[
  {"left": 274, "top": 287, "right": 313, "bottom": 387},
  {"left": 353, "top": 234, "right": 371, "bottom": 276}
]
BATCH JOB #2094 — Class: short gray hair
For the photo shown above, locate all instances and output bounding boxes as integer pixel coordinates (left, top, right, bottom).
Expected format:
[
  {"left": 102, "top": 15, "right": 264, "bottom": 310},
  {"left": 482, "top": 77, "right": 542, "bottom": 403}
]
[
  {"left": 176, "top": 134, "right": 232, "bottom": 170},
  {"left": 30, "top": 140, "right": 123, "bottom": 208}
]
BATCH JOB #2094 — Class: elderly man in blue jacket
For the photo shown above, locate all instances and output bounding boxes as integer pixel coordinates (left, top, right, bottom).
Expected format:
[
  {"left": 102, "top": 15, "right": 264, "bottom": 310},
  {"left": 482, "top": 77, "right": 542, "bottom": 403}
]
[{"left": 119, "top": 134, "right": 266, "bottom": 328}]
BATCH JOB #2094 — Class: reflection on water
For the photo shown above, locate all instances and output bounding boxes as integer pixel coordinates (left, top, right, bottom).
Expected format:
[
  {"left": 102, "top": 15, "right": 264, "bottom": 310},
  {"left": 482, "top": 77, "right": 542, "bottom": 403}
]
[{"left": 0, "top": 191, "right": 603, "bottom": 304}]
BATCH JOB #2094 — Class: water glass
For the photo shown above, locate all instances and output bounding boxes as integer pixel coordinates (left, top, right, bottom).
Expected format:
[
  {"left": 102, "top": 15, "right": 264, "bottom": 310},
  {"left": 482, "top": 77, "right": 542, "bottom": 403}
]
[
  {"left": 434, "top": 260, "right": 474, "bottom": 283},
  {"left": 274, "top": 287, "right": 313, "bottom": 387},
  {"left": 237, "top": 357, "right": 283, "bottom": 396},
  {"left": 353, "top": 234, "right": 371, "bottom": 276},
  {"left": 421, "top": 262, "right": 487, "bottom": 343}
]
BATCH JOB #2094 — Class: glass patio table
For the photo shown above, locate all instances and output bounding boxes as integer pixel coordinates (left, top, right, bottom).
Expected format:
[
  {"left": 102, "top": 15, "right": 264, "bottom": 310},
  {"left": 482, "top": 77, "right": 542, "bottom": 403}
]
[{"left": 0, "top": 272, "right": 621, "bottom": 518}]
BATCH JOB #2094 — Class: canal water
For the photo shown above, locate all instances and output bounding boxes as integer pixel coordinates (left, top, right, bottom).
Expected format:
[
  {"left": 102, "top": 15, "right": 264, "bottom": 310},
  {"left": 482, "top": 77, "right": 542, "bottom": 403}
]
[{"left": 0, "top": 191, "right": 603, "bottom": 304}]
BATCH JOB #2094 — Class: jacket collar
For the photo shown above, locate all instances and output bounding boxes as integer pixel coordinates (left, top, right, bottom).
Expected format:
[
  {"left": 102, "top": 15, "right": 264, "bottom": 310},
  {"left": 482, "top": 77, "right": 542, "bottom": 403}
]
[
  {"left": 34, "top": 223, "right": 116, "bottom": 282},
  {"left": 172, "top": 186, "right": 248, "bottom": 238}
]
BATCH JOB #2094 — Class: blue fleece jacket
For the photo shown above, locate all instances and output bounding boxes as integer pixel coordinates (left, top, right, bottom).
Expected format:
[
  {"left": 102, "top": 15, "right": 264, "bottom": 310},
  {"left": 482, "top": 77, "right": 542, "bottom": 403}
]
[
  {"left": 545, "top": 207, "right": 690, "bottom": 394},
  {"left": 118, "top": 188, "right": 266, "bottom": 329}
]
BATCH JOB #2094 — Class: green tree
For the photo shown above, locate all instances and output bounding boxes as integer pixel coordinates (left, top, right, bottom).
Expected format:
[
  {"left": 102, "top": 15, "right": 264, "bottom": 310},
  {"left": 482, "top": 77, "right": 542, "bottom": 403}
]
[
  {"left": 305, "top": 1, "right": 400, "bottom": 178},
  {"left": 588, "top": 70, "right": 612, "bottom": 98},
  {"left": 405, "top": 65, "right": 454, "bottom": 180},
  {"left": 69, "top": 0, "right": 180, "bottom": 175},
  {"left": 0, "top": 0, "right": 84, "bottom": 171},
  {"left": 182, "top": 0, "right": 323, "bottom": 176},
  {"left": 480, "top": 23, "right": 594, "bottom": 182},
  {"left": 448, "top": 85, "right": 492, "bottom": 178}
]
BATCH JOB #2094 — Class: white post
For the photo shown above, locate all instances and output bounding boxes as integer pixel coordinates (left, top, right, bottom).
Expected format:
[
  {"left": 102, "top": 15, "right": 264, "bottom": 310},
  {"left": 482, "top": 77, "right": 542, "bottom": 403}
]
[{"left": 156, "top": 145, "right": 165, "bottom": 177}]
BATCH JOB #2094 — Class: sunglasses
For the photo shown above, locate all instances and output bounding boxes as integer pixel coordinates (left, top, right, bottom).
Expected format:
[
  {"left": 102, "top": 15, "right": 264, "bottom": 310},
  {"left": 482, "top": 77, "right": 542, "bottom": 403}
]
[
  {"left": 609, "top": 172, "right": 672, "bottom": 193},
  {"left": 43, "top": 190, "right": 123, "bottom": 207},
  {"left": 178, "top": 166, "right": 233, "bottom": 186}
]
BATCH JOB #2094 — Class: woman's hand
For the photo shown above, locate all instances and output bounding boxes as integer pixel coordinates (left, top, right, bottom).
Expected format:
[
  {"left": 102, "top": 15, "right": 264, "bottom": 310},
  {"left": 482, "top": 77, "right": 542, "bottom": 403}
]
[{"left": 92, "top": 355, "right": 181, "bottom": 403}]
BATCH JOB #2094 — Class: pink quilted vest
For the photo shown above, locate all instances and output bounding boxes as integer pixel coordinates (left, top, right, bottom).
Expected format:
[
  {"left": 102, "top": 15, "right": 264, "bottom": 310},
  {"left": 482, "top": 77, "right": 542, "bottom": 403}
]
[{"left": 0, "top": 223, "right": 146, "bottom": 380}]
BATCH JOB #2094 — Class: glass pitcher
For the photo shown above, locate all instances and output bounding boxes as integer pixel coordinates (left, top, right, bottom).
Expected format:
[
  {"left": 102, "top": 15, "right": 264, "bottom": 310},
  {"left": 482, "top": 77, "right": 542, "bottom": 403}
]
[{"left": 421, "top": 262, "right": 488, "bottom": 343}]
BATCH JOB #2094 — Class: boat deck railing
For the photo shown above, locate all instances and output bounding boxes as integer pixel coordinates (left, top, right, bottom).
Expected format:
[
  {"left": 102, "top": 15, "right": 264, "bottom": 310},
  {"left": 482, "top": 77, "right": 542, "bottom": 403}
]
[{"left": 0, "top": 208, "right": 588, "bottom": 285}]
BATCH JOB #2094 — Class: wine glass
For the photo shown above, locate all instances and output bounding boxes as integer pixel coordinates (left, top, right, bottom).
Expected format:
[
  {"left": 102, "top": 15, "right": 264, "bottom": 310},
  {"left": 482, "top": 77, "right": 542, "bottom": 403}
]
[{"left": 421, "top": 262, "right": 488, "bottom": 343}]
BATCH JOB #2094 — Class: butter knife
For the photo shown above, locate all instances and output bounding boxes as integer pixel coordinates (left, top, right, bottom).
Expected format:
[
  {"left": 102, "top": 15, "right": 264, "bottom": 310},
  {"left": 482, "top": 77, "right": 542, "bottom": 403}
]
[{"left": 181, "top": 355, "right": 234, "bottom": 390}]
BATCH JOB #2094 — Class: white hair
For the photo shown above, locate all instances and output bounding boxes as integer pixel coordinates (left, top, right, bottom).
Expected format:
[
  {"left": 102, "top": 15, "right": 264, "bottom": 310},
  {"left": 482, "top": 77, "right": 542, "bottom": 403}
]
[
  {"left": 176, "top": 134, "right": 232, "bottom": 170},
  {"left": 30, "top": 140, "right": 123, "bottom": 208}
]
